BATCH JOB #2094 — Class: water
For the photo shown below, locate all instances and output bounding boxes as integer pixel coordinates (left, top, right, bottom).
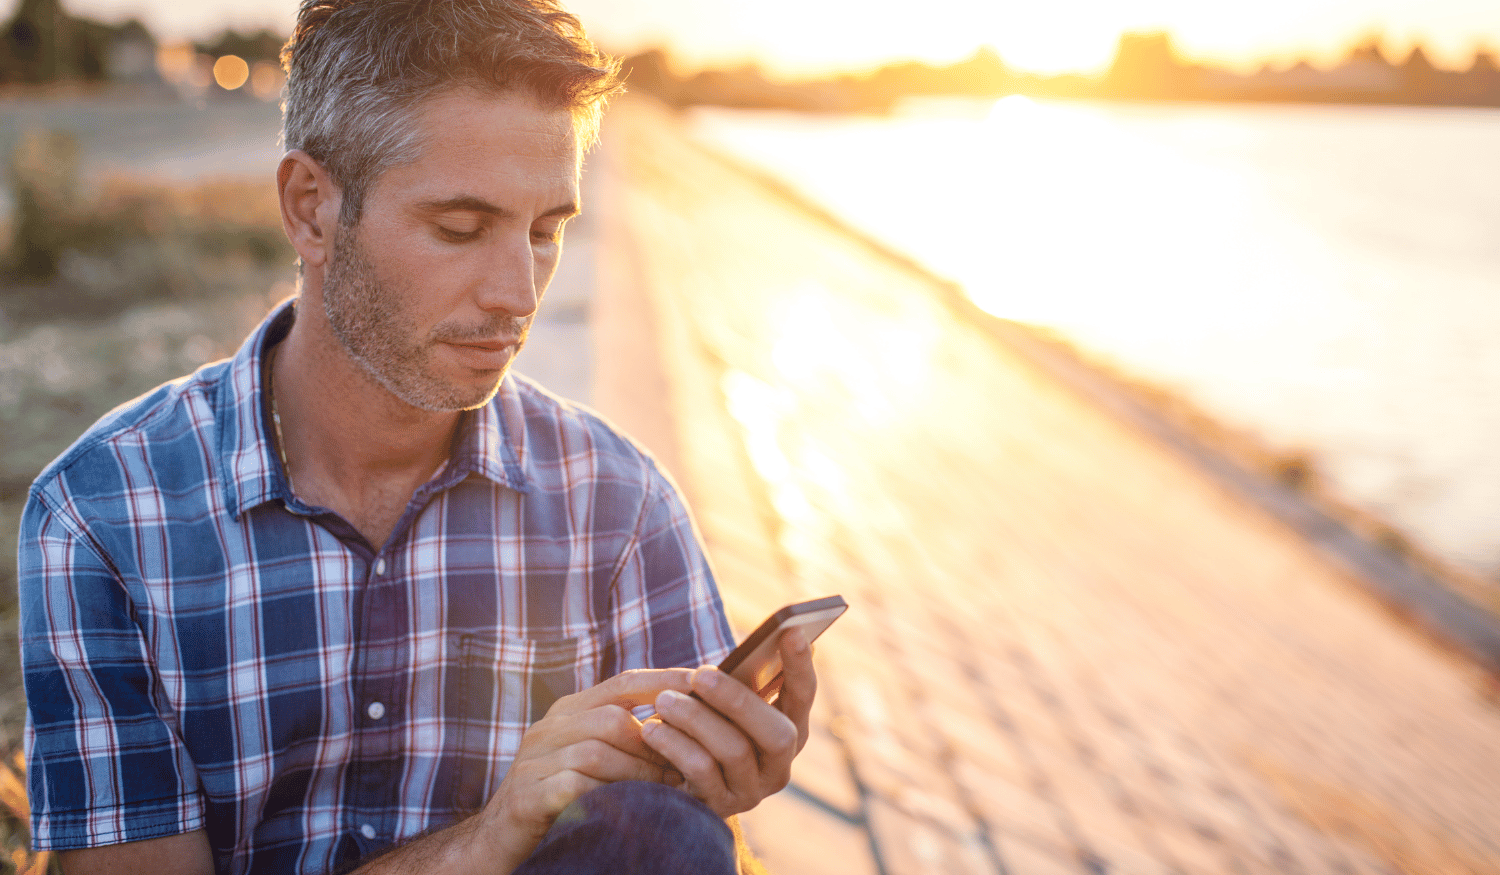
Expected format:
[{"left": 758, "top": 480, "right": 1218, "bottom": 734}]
[{"left": 690, "top": 98, "right": 1500, "bottom": 579}]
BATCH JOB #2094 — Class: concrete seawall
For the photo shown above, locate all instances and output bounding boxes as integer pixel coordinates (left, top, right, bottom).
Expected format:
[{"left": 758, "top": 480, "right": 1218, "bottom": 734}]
[{"left": 558, "top": 97, "right": 1500, "bottom": 875}]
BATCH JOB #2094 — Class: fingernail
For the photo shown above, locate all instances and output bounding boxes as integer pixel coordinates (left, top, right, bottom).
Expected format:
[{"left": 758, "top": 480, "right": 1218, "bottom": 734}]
[
  {"left": 695, "top": 667, "right": 721, "bottom": 690},
  {"left": 656, "top": 689, "right": 686, "bottom": 712},
  {"left": 791, "top": 629, "right": 809, "bottom": 653},
  {"left": 641, "top": 720, "right": 659, "bottom": 739}
]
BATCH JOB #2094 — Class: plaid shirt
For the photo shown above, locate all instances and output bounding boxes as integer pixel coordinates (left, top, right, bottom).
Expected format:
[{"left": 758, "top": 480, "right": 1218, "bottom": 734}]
[{"left": 19, "top": 302, "right": 733, "bottom": 874}]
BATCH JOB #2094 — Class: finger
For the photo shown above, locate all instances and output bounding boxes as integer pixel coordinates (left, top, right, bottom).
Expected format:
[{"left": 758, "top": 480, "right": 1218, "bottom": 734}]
[
  {"left": 531, "top": 703, "right": 665, "bottom": 766},
  {"left": 652, "top": 688, "right": 761, "bottom": 802},
  {"left": 640, "top": 711, "right": 733, "bottom": 814},
  {"left": 555, "top": 738, "right": 674, "bottom": 786},
  {"left": 689, "top": 667, "right": 799, "bottom": 777},
  {"left": 534, "top": 770, "right": 608, "bottom": 819},
  {"left": 546, "top": 668, "right": 695, "bottom": 718},
  {"left": 774, "top": 629, "right": 817, "bottom": 751}
]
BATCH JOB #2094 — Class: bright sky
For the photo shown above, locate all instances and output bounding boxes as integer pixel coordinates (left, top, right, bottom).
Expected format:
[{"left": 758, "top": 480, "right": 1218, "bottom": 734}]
[{"left": 36, "top": 0, "right": 1500, "bottom": 75}]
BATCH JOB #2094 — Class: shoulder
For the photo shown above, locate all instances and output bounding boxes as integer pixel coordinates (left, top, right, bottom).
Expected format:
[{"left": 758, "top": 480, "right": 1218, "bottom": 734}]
[{"left": 28, "top": 360, "right": 231, "bottom": 512}]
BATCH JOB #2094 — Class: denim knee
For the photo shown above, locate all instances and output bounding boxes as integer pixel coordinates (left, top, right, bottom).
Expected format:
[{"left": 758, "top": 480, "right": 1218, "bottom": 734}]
[{"left": 513, "top": 781, "right": 736, "bottom": 875}]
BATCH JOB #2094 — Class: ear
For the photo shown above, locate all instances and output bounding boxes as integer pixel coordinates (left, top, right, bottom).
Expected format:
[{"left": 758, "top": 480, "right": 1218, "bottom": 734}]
[{"left": 278, "top": 150, "right": 343, "bottom": 271}]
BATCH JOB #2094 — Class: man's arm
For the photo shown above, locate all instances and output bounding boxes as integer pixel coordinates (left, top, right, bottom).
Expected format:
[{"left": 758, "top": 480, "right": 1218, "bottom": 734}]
[
  {"left": 20, "top": 491, "right": 209, "bottom": 872},
  {"left": 58, "top": 831, "right": 213, "bottom": 875}
]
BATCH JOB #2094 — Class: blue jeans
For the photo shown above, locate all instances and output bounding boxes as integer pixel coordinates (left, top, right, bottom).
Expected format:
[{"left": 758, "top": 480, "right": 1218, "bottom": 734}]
[{"left": 511, "top": 781, "right": 737, "bottom": 874}]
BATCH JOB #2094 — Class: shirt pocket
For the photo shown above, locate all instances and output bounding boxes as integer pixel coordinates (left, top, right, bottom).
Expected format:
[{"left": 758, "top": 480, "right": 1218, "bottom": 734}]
[{"left": 447, "top": 632, "right": 598, "bottom": 811}]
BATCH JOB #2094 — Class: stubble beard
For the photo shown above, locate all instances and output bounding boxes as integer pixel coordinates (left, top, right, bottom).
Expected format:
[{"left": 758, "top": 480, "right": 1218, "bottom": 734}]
[{"left": 321, "top": 227, "right": 528, "bottom": 412}]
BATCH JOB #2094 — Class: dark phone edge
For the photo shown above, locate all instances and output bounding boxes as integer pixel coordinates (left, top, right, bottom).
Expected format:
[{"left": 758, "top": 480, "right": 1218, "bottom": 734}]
[{"left": 717, "top": 594, "right": 848, "bottom": 674}]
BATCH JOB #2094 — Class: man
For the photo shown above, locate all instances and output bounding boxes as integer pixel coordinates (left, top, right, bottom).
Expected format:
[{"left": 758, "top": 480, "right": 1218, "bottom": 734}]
[{"left": 18, "top": 1, "right": 816, "bottom": 872}]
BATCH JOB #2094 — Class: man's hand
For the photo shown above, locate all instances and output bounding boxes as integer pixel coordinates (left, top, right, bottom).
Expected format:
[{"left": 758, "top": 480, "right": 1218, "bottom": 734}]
[
  {"left": 641, "top": 630, "right": 816, "bottom": 816},
  {"left": 465, "top": 668, "right": 694, "bottom": 872}
]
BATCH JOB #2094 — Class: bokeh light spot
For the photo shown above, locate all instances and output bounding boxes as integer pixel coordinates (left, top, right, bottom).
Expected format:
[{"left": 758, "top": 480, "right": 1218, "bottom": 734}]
[{"left": 213, "top": 55, "right": 250, "bottom": 90}]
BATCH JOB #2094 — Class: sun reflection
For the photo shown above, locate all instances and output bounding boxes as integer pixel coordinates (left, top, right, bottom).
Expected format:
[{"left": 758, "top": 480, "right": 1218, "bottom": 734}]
[
  {"left": 947, "top": 99, "right": 1276, "bottom": 354},
  {"left": 986, "top": 93, "right": 1037, "bottom": 121},
  {"left": 767, "top": 279, "right": 936, "bottom": 427},
  {"left": 720, "top": 369, "right": 818, "bottom": 528}
]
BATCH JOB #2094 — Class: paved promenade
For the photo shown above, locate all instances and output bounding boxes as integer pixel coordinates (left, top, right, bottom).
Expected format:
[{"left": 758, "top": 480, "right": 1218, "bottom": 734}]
[{"left": 530, "top": 98, "right": 1500, "bottom": 875}]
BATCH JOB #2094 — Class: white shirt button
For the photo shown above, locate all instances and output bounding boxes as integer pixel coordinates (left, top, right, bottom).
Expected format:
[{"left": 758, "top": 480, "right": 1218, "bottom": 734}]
[
  {"left": 373, "top": 558, "right": 386, "bottom": 576},
  {"left": 360, "top": 824, "right": 377, "bottom": 840},
  {"left": 366, "top": 701, "right": 386, "bottom": 721}
]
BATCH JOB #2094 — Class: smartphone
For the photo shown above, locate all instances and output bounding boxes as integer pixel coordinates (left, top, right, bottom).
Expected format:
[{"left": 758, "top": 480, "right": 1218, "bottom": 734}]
[{"left": 715, "top": 595, "right": 847, "bottom": 700}]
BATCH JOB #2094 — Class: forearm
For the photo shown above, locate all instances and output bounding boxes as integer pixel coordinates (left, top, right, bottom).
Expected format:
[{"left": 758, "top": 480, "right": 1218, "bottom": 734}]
[{"left": 348, "top": 811, "right": 531, "bottom": 875}]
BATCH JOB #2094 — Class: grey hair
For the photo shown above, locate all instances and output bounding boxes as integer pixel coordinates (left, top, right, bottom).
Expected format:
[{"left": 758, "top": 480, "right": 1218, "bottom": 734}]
[{"left": 281, "top": 0, "right": 622, "bottom": 227}]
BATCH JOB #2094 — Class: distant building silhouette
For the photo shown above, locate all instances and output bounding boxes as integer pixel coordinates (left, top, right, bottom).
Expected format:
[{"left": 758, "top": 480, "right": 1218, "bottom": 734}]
[
  {"left": 196, "top": 28, "right": 285, "bottom": 66},
  {"left": 1107, "top": 32, "right": 1184, "bottom": 98},
  {"left": 1, "top": 0, "right": 161, "bottom": 86}
]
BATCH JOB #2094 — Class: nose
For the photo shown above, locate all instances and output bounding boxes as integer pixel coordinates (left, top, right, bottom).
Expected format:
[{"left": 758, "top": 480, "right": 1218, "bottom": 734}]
[{"left": 473, "top": 232, "right": 543, "bottom": 318}]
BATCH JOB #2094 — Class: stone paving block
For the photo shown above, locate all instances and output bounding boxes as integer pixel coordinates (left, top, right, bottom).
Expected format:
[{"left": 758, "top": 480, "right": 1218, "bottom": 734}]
[
  {"left": 1084, "top": 837, "right": 1180, "bottom": 875},
  {"left": 740, "top": 787, "right": 880, "bottom": 875},
  {"left": 955, "top": 759, "right": 1075, "bottom": 855},
  {"left": 1148, "top": 819, "right": 1240, "bottom": 875},
  {"left": 924, "top": 698, "right": 1029, "bottom": 785},
  {"left": 1040, "top": 764, "right": 1153, "bottom": 865},
  {"left": 993, "top": 832, "right": 1095, "bottom": 875},
  {"left": 866, "top": 797, "right": 1000, "bottom": 875},
  {"left": 785, "top": 714, "right": 862, "bottom": 820}
]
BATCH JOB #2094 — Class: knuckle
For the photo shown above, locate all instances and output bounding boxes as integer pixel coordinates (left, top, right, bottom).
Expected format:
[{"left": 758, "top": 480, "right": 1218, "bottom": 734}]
[
  {"left": 765, "top": 715, "right": 798, "bottom": 756},
  {"left": 679, "top": 748, "right": 717, "bottom": 780},
  {"left": 599, "top": 705, "right": 636, "bottom": 739},
  {"left": 601, "top": 671, "right": 634, "bottom": 696},
  {"left": 543, "top": 776, "right": 579, "bottom": 813},
  {"left": 721, "top": 677, "right": 752, "bottom": 710},
  {"left": 721, "top": 733, "right": 753, "bottom": 764},
  {"left": 571, "top": 740, "right": 605, "bottom": 773}
]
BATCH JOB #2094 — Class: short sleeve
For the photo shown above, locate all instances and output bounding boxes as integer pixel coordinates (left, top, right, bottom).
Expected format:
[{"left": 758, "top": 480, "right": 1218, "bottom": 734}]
[
  {"left": 604, "top": 467, "right": 734, "bottom": 676},
  {"left": 19, "top": 488, "right": 205, "bottom": 850}
]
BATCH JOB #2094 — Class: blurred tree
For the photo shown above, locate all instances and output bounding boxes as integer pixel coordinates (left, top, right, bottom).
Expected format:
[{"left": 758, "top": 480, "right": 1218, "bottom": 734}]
[
  {"left": 196, "top": 28, "right": 286, "bottom": 66},
  {"left": 2, "top": 0, "right": 71, "bottom": 83}
]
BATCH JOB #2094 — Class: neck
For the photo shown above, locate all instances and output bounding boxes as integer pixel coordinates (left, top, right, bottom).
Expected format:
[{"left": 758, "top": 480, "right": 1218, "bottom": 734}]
[{"left": 269, "top": 305, "right": 461, "bottom": 547}]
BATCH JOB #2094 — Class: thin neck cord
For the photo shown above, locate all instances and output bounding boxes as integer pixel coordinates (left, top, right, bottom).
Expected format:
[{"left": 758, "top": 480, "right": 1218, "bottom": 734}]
[{"left": 266, "top": 343, "right": 294, "bottom": 494}]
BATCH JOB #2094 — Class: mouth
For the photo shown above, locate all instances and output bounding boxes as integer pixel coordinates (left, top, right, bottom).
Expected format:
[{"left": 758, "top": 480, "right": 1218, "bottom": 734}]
[
  {"left": 442, "top": 338, "right": 520, "bottom": 370},
  {"left": 452, "top": 339, "right": 517, "bottom": 352}
]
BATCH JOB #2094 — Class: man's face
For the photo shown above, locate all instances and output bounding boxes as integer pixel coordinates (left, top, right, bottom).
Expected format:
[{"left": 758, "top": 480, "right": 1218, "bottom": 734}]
[{"left": 321, "top": 88, "right": 581, "bottom": 411}]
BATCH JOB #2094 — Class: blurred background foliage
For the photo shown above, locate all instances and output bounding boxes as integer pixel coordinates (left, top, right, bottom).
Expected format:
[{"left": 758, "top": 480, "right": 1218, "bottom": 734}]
[{"left": 0, "top": 125, "right": 298, "bottom": 828}]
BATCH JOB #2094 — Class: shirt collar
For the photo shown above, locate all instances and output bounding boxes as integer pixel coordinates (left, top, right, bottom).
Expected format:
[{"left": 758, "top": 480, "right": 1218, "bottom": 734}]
[
  {"left": 219, "top": 299, "right": 528, "bottom": 520},
  {"left": 437, "top": 374, "right": 529, "bottom": 495}
]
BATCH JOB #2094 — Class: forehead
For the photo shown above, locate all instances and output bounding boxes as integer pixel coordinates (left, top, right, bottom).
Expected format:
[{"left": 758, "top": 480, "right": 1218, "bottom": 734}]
[{"left": 368, "top": 87, "right": 581, "bottom": 209}]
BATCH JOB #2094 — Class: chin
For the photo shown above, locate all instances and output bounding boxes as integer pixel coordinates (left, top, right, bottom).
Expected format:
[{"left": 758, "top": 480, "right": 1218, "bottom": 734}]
[{"left": 379, "top": 367, "right": 507, "bottom": 413}]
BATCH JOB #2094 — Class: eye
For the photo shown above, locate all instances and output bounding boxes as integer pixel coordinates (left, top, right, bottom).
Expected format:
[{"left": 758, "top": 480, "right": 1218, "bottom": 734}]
[
  {"left": 435, "top": 224, "right": 484, "bottom": 244},
  {"left": 531, "top": 219, "right": 569, "bottom": 245}
]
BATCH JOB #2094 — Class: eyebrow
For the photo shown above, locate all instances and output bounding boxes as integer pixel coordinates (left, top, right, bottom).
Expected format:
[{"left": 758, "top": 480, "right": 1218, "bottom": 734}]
[{"left": 416, "top": 195, "right": 580, "bottom": 220}]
